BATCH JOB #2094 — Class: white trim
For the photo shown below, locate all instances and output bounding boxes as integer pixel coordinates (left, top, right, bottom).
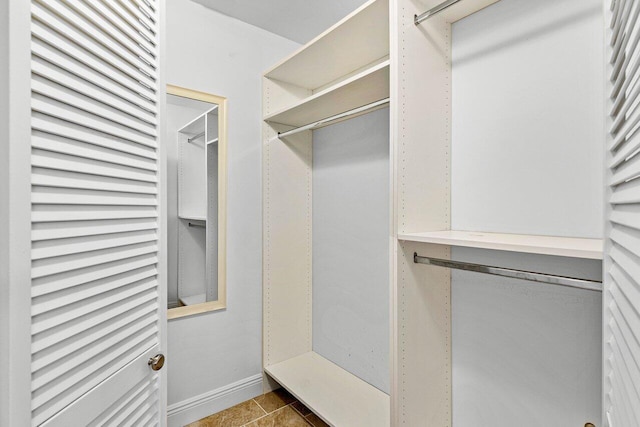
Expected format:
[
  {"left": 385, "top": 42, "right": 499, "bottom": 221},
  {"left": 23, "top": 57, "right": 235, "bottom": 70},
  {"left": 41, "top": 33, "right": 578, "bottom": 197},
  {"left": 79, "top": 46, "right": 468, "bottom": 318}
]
[
  {"left": 5, "top": 0, "right": 35, "bottom": 425},
  {"left": 157, "top": 0, "right": 168, "bottom": 424},
  {"left": 167, "top": 374, "right": 263, "bottom": 427}
]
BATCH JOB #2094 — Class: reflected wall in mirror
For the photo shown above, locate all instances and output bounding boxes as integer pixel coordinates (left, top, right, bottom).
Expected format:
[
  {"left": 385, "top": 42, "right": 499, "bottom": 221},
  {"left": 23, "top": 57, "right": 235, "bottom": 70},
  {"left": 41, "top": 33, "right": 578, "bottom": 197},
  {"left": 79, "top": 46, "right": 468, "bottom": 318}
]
[{"left": 166, "top": 85, "right": 227, "bottom": 319}]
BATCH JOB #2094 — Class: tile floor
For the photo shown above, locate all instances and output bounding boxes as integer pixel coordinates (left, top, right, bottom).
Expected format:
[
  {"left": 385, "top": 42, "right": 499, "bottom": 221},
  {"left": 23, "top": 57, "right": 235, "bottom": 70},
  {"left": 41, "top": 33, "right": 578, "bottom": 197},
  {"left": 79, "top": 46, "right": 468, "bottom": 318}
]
[{"left": 186, "top": 388, "right": 330, "bottom": 427}]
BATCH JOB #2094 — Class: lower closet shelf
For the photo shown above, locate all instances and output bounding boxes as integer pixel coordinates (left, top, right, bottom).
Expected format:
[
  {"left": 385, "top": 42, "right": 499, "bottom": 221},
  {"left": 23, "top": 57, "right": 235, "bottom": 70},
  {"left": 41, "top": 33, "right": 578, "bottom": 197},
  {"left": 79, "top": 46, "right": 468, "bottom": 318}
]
[{"left": 264, "top": 352, "right": 390, "bottom": 427}]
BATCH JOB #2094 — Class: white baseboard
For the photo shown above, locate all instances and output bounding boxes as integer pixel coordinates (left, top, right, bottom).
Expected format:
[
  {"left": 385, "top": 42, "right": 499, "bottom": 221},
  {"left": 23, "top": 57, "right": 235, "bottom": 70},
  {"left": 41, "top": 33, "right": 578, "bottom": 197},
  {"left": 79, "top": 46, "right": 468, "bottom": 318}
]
[{"left": 167, "top": 374, "right": 263, "bottom": 427}]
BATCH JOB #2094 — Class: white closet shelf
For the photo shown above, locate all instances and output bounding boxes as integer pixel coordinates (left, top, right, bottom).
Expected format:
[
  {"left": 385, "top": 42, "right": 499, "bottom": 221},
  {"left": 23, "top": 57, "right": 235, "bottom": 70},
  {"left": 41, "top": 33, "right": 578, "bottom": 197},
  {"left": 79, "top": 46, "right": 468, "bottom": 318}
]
[
  {"left": 179, "top": 293, "right": 206, "bottom": 306},
  {"left": 265, "top": 61, "right": 390, "bottom": 127},
  {"left": 178, "top": 214, "right": 206, "bottom": 222},
  {"left": 265, "top": 352, "right": 390, "bottom": 427},
  {"left": 264, "top": 0, "right": 389, "bottom": 90},
  {"left": 178, "top": 114, "right": 205, "bottom": 135},
  {"left": 207, "top": 137, "right": 219, "bottom": 145},
  {"left": 178, "top": 106, "right": 218, "bottom": 134},
  {"left": 398, "top": 230, "right": 603, "bottom": 260}
]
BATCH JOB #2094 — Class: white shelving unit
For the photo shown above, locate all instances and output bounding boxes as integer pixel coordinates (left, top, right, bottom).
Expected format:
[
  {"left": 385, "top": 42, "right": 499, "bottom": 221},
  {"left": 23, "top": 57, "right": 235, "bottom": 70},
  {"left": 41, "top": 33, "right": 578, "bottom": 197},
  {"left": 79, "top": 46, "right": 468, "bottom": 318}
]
[
  {"left": 399, "top": 230, "right": 603, "bottom": 260},
  {"left": 262, "top": 0, "right": 391, "bottom": 425},
  {"left": 264, "top": 0, "right": 605, "bottom": 425},
  {"left": 395, "top": 0, "right": 604, "bottom": 425},
  {"left": 265, "top": 60, "right": 390, "bottom": 127}
]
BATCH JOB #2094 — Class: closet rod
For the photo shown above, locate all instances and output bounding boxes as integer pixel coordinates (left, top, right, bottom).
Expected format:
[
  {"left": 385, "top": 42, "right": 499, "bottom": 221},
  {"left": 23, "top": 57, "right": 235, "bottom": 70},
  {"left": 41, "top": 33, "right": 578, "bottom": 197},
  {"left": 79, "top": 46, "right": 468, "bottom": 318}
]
[
  {"left": 278, "top": 98, "right": 390, "bottom": 139},
  {"left": 188, "top": 131, "right": 205, "bottom": 143},
  {"left": 188, "top": 222, "right": 205, "bottom": 228},
  {"left": 415, "top": 0, "right": 463, "bottom": 25},
  {"left": 413, "top": 253, "right": 602, "bottom": 292}
]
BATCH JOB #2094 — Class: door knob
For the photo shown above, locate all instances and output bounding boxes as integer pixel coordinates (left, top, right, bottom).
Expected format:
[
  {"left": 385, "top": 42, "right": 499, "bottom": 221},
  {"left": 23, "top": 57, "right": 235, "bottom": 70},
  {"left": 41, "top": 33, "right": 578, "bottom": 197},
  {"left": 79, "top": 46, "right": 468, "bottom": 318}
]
[{"left": 148, "top": 354, "right": 165, "bottom": 371}]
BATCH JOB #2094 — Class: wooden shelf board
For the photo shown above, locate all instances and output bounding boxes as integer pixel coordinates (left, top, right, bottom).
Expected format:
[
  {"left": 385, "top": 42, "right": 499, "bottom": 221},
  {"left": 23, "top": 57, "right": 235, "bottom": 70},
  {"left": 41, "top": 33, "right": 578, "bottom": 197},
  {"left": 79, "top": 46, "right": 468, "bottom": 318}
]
[
  {"left": 178, "top": 113, "right": 205, "bottom": 135},
  {"left": 265, "top": 352, "right": 390, "bottom": 427},
  {"left": 265, "top": 61, "right": 390, "bottom": 127},
  {"left": 179, "top": 293, "right": 206, "bottom": 306},
  {"left": 178, "top": 214, "right": 206, "bottom": 222},
  {"left": 398, "top": 230, "right": 603, "bottom": 260},
  {"left": 178, "top": 106, "right": 217, "bottom": 134},
  {"left": 264, "top": 0, "right": 389, "bottom": 90}
]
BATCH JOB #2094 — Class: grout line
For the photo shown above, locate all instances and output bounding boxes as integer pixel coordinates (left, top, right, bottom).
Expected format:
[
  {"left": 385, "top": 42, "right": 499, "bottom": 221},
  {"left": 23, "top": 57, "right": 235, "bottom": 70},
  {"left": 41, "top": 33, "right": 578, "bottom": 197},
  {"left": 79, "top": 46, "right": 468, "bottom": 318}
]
[
  {"left": 252, "top": 399, "right": 268, "bottom": 416},
  {"left": 240, "top": 402, "right": 313, "bottom": 427}
]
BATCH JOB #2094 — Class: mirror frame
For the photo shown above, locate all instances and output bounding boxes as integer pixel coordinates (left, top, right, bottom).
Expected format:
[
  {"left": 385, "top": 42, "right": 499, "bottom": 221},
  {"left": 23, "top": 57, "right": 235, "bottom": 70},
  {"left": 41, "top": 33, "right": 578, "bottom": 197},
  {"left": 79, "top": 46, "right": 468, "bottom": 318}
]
[{"left": 166, "top": 84, "right": 228, "bottom": 320}]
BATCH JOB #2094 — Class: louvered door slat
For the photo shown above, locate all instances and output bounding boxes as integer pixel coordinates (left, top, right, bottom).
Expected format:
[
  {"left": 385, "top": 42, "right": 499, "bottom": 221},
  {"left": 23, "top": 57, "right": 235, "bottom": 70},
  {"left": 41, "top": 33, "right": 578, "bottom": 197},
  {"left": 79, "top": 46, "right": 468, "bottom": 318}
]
[
  {"left": 32, "top": 133, "right": 157, "bottom": 171},
  {"left": 36, "top": 0, "right": 157, "bottom": 74},
  {"left": 31, "top": 205, "right": 157, "bottom": 223},
  {"left": 31, "top": 114, "right": 157, "bottom": 160},
  {"left": 610, "top": 131, "right": 640, "bottom": 167},
  {"left": 32, "top": 329, "right": 157, "bottom": 424},
  {"left": 31, "top": 59, "right": 156, "bottom": 125},
  {"left": 32, "top": 229, "right": 158, "bottom": 260},
  {"left": 83, "top": 1, "right": 156, "bottom": 55},
  {"left": 32, "top": 186, "right": 157, "bottom": 206},
  {"left": 30, "top": 21, "right": 156, "bottom": 104},
  {"left": 605, "top": 0, "right": 640, "bottom": 425},
  {"left": 88, "top": 378, "right": 158, "bottom": 427},
  {"left": 31, "top": 241, "right": 158, "bottom": 279},
  {"left": 32, "top": 218, "right": 158, "bottom": 241},
  {"left": 31, "top": 314, "right": 158, "bottom": 392},
  {"left": 32, "top": 2, "right": 156, "bottom": 86},
  {"left": 104, "top": 1, "right": 156, "bottom": 46},
  {"left": 32, "top": 96, "right": 156, "bottom": 148},
  {"left": 32, "top": 301, "right": 158, "bottom": 372},
  {"left": 31, "top": 254, "right": 158, "bottom": 299},
  {"left": 29, "top": 0, "right": 162, "bottom": 424},
  {"left": 31, "top": 40, "right": 156, "bottom": 114},
  {"left": 31, "top": 149, "right": 156, "bottom": 182},
  {"left": 32, "top": 78, "right": 157, "bottom": 136},
  {"left": 32, "top": 168, "right": 157, "bottom": 195},
  {"left": 59, "top": 0, "right": 156, "bottom": 66}
]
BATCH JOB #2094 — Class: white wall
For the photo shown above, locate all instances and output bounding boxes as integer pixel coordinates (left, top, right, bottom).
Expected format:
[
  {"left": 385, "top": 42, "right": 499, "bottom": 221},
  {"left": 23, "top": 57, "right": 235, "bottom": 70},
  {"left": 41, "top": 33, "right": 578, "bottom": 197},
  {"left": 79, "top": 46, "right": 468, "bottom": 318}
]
[
  {"left": 312, "top": 107, "right": 390, "bottom": 394},
  {"left": 165, "top": 1, "right": 299, "bottom": 424},
  {"left": 450, "top": 0, "right": 603, "bottom": 425},
  {"left": 451, "top": 0, "right": 604, "bottom": 238},
  {"left": 0, "top": 2, "right": 9, "bottom": 424}
]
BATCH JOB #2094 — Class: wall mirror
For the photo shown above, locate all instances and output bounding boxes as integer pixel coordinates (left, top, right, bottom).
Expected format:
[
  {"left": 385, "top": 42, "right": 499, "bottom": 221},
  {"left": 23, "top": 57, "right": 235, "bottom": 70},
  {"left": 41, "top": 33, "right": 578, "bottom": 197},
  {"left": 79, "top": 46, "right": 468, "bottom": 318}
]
[{"left": 166, "top": 85, "right": 227, "bottom": 319}]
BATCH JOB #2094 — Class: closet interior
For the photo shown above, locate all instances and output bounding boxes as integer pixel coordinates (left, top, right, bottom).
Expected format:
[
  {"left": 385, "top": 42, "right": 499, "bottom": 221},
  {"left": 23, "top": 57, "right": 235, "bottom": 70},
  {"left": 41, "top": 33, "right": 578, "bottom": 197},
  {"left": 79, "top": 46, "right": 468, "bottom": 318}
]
[{"left": 263, "top": 0, "right": 604, "bottom": 425}]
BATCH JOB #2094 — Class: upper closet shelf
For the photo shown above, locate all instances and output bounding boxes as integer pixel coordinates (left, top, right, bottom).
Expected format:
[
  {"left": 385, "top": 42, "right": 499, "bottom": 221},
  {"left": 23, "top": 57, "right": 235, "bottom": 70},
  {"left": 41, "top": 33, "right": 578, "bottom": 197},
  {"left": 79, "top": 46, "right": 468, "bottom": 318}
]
[
  {"left": 265, "top": 60, "right": 390, "bottom": 127},
  {"left": 264, "top": 0, "right": 389, "bottom": 90},
  {"left": 178, "top": 106, "right": 218, "bottom": 135},
  {"left": 398, "top": 230, "right": 603, "bottom": 260}
]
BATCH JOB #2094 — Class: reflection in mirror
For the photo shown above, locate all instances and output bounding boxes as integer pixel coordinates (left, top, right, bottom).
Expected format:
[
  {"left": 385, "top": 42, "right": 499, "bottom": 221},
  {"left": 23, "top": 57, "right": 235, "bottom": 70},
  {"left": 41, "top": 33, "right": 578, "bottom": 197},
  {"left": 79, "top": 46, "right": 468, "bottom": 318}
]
[{"left": 166, "top": 85, "right": 227, "bottom": 319}]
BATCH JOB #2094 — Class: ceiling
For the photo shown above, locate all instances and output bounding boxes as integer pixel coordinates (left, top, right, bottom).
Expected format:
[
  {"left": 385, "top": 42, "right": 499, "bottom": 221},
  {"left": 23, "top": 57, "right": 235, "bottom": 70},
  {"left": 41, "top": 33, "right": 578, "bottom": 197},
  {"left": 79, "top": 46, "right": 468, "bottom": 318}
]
[{"left": 191, "top": 0, "right": 368, "bottom": 44}]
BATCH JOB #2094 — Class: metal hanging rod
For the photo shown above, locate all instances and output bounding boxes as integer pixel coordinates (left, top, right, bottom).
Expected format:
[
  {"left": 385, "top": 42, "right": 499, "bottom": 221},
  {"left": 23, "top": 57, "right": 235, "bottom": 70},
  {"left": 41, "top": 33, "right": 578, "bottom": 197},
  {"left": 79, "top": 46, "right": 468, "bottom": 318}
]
[
  {"left": 188, "top": 222, "right": 205, "bottom": 228},
  {"left": 413, "top": 253, "right": 602, "bottom": 292},
  {"left": 278, "top": 98, "right": 390, "bottom": 139},
  {"left": 415, "top": 0, "right": 463, "bottom": 25},
  {"left": 188, "top": 131, "right": 205, "bottom": 143}
]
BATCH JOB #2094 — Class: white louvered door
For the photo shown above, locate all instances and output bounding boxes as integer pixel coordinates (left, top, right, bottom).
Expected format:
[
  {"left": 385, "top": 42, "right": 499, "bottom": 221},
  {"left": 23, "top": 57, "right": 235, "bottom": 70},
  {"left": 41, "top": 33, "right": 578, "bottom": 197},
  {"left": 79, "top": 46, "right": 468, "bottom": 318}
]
[
  {"left": 29, "top": 0, "right": 165, "bottom": 425},
  {"left": 605, "top": 0, "right": 640, "bottom": 425}
]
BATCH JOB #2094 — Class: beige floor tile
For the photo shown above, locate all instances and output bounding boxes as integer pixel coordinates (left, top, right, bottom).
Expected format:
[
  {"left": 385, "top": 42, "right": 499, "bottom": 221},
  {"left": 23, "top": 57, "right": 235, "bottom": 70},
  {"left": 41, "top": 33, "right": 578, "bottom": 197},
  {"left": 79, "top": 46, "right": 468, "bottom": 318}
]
[
  {"left": 245, "top": 406, "right": 310, "bottom": 427},
  {"left": 186, "top": 400, "right": 266, "bottom": 427},
  {"left": 253, "top": 388, "right": 297, "bottom": 414}
]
